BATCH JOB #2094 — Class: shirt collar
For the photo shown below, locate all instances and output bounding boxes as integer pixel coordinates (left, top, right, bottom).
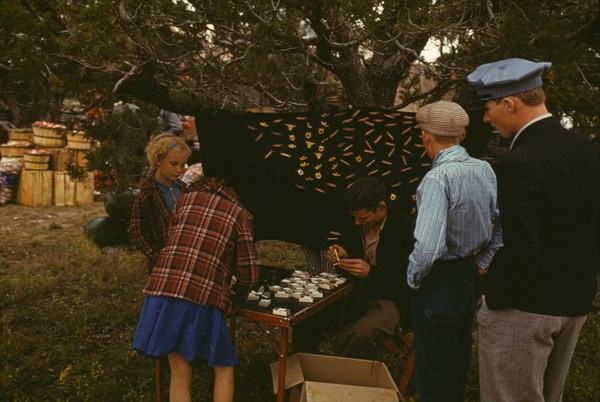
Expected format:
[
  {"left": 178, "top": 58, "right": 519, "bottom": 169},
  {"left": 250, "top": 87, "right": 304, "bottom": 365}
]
[
  {"left": 431, "top": 144, "right": 468, "bottom": 168},
  {"left": 154, "top": 179, "right": 180, "bottom": 191},
  {"left": 510, "top": 113, "right": 552, "bottom": 150}
]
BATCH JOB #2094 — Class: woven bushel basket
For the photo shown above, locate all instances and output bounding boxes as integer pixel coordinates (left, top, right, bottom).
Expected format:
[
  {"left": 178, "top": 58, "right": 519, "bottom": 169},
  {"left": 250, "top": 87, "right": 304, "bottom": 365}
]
[
  {"left": 66, "top": 132, "right": 92, "bottom": 150},
  {"left": 33, "top": 126, "right": 66, "bottom": 148},
  {"left": 1, "top": 145, "right": 30, "bottom": 158},
  {"left": 24, "top": 152, "right": 51, "bottom": 171},
  {"left": 8, "top": 129, "right": 34, "bottom": 142}
]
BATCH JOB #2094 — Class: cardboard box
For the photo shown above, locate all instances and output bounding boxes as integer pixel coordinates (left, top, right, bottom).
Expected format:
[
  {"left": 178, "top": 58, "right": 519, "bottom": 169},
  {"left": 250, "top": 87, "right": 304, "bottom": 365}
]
[
  {"left": 270, "top": 353, "right": 399, "bottom": 402},
  {"left": 53, "top": 171, "right": 94, "bottom": 206},
  {"left": 17, "top": 170, "right": 54, "bottom": 207}
]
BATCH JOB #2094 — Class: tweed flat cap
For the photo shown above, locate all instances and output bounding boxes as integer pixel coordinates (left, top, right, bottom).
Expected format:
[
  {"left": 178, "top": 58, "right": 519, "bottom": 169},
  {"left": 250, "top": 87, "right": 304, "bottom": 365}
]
[
  {"left": 467, "top": 58, "right": 552, "bottom": 100},
  {"left": 416, "top": 101, "right": 469, "bottom": 137}
]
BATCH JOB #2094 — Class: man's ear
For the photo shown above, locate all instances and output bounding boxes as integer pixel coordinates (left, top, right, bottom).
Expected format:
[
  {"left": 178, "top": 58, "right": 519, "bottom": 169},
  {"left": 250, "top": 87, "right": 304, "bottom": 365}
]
[{"left": 503, "top": 97, "right": 517, "bottom": 113}]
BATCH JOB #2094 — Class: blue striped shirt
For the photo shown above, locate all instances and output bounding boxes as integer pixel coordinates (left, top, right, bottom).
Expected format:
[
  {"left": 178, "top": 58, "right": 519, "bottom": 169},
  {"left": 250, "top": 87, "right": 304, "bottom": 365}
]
[{"left": 407, "top": 145, "right": 502, "bottom": 289}]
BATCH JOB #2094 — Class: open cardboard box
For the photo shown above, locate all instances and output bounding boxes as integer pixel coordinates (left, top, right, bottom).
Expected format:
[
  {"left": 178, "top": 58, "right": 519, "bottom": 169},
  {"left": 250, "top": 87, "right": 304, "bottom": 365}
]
[{"left": 270, "top": 353, "right": 399, "bottom": 402}]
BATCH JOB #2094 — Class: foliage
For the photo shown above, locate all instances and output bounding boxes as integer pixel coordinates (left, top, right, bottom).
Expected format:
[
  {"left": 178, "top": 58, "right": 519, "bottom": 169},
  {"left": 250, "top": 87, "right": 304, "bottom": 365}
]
[
  {"left": 0, "top": 0, "right": 128, "bottom": 124},
  {"left": 75, "top": 110, "right": 154, "bottom": 192},
  {"left": 451, "top": 0, "right": 600, "bottom": 137},
  {"left": 0, "top": 0, "right": 597, "bottom": 137}
]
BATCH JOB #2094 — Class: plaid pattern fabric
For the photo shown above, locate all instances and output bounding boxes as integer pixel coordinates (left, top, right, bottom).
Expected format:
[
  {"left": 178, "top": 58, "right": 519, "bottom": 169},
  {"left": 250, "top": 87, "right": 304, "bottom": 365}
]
[
  {"left": 416, "top": 101, "right": 469, "bottom": 137},
  {"left": 129, "top": 171, "right": 173, "bottom": 272},
  {"left": 143, "top": 182, "right": 260, "bottom": 315}
]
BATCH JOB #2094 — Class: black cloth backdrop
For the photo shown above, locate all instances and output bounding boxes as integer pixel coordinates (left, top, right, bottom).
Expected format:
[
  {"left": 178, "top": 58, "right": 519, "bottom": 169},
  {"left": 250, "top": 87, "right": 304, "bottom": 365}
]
[{"left": 196, "top": 108, "right": 492, "bottom": 250}]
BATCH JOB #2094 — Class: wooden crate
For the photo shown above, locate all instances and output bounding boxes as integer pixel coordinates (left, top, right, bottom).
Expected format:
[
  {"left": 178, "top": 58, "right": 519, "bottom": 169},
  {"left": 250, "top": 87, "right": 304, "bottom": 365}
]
[
  {"left": 74, "top": 150, "right": 88, "bottom": 168},
  {"left": 48, "top": 148, "right": 74, "bottom": 171},
  {"left": 17, "top": 170, "right": 54, "bottom": 207},
  {"left": 53, "top": 171, "right": 94, "bottom": 206},
  {"left": 53, "top": 171, "right": 75, "bottom": 207}
]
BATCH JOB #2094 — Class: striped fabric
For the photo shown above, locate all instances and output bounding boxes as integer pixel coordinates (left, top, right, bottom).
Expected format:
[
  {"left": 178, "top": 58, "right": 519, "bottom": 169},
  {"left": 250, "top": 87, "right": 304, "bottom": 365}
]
[
  {"left": 143, "top": 182, "right": 260, "bottom": 315},
  {"left": 408, "top": 145, "right": 502, "bottom": 289}
]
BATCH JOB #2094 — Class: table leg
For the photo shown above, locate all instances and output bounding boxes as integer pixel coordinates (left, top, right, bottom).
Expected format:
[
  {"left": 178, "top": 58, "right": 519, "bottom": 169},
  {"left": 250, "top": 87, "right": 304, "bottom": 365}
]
[
  {"left": 338, "top": 297, "right": 348, "bottom": 334},
  {"left": 277, "top": 327, "right": 288, "bottom": 402}
]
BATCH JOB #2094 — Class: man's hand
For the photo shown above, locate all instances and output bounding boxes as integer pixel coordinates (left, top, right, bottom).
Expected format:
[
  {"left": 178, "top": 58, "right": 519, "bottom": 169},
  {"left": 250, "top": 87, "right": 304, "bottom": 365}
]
[
  {"left": 338, "top": 258, "right": 370, "bottom": 278},
  {"left": 326, "top": 244, "right": 348, "bottom": 264}
]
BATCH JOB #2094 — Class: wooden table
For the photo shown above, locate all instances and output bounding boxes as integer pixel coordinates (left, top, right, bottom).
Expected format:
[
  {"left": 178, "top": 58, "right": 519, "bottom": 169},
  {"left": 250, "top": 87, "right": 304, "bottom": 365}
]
[{"left": 232, "top": 265, "right": 354, "bottom": 402}]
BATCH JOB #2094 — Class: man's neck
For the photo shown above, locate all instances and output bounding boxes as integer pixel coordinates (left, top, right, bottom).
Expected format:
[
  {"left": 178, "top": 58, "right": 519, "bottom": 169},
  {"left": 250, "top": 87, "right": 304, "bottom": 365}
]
[
  {"left": 429, "top": 143, "right": 457, "bottom": 161},
  {"left": 515, "top": 103, "right": 549, "bottom": 132},
  {"left": 365, "top": 211, "right": 387, "bottom": 236}
]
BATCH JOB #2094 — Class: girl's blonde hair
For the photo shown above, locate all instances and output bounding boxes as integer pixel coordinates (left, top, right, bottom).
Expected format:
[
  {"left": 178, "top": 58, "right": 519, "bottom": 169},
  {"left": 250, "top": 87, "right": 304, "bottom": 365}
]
[{"left": 145, "top": 133, "right": 191, "bottom": 167}]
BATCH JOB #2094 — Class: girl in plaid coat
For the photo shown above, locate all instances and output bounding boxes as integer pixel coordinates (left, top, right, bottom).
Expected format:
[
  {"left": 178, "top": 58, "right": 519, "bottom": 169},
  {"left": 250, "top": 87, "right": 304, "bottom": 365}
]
[
  {"left": 133, "top": 178, "right": 260, "bottom": 401},
  {"left": 129, "top": 134, "right": 191, "bottom": 273}
]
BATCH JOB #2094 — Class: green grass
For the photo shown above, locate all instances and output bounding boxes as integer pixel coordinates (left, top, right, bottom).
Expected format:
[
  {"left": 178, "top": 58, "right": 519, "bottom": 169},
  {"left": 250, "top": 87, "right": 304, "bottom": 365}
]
[{"left": 1, "top": 202, "right": 598, "bottom": 401}]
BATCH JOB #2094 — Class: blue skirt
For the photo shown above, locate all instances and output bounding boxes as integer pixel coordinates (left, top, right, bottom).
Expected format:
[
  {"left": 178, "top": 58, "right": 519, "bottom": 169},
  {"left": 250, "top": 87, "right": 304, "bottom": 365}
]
[{"left": 132, "top": 296, "right": 239, "bottom": 367}]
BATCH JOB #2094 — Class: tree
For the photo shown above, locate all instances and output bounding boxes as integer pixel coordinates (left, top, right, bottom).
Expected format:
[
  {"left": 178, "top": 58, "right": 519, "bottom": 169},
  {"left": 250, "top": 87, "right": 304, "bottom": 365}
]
[{"left": 0, "top": 0, "right": 598, "bottom": 137}]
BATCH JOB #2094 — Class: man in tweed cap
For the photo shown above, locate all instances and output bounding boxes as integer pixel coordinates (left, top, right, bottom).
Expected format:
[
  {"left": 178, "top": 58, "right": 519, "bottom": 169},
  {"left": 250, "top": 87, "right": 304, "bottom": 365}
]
[
  {"left": 407, "top": 100, "right": 502, "bottom": 402},
  {"left": 468, "top": 58, "right": 600, "bottom": 401}
]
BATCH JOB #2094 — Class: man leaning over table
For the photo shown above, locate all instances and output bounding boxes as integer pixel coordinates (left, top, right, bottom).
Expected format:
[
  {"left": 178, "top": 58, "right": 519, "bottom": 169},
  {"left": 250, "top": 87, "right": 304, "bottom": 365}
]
[{"left": 294, "top": 177, "right": 415, "bottom": 360}]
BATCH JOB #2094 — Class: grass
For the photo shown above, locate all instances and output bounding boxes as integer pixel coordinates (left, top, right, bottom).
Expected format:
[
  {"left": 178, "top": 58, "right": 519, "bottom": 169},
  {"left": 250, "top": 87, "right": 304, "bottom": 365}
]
[{"left": 1, "top": 201, "right": 599, "bottom": 401}]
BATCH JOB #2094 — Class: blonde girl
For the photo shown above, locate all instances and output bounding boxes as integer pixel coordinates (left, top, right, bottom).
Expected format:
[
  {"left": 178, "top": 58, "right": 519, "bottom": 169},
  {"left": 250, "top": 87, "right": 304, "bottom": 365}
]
[{"left": 129, "top": 133, "right": 191, "bottom": 272}]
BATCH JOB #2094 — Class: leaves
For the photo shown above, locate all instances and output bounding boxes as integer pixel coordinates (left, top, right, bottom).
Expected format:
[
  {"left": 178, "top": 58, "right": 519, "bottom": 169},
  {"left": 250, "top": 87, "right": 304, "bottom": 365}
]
[{"left": 0, "top": 0, "right": 598, "bottom": 136}]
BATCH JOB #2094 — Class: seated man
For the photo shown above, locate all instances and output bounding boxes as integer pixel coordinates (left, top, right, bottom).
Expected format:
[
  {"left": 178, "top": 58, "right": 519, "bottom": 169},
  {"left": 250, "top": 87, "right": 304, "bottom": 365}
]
[{"left": 294, "top": 177, "right": 414, "bottom": 359}]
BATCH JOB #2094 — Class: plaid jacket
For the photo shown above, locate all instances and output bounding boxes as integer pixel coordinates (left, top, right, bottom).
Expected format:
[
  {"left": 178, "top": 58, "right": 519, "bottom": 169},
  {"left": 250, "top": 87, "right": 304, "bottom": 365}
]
[
  {"left": 129, "top": 170, "right": 175, "bottom": 273},
  {"left": 143, "top": 182, "right": 260, "bottom": 315}
]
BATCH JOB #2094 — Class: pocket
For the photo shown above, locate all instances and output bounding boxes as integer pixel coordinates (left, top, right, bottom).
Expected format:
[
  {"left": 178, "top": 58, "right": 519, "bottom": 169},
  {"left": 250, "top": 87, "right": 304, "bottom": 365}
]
[{"left": 423, "top": 279, "right": 469, "bottom": 325}]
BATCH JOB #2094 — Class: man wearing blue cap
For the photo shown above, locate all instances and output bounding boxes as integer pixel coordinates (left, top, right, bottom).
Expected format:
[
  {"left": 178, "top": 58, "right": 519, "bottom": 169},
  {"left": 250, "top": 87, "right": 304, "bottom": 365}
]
[{"left": 467, "top": 58, "right": 600, "bottom": 401}]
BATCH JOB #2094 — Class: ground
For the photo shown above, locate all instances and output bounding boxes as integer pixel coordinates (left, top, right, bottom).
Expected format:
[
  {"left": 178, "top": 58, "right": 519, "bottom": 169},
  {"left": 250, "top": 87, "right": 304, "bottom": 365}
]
[{"left": 1, "top": 201, "right": 598, "bottom": 401}]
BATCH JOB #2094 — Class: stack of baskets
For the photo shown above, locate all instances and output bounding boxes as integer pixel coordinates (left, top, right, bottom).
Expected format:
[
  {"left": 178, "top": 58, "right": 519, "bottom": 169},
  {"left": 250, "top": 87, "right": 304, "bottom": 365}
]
[
  {"left": 28, "top": 122, "right": 93, "bottom": 171},
  {"left": 12, "top": 121, "right": 96, "bottom": 207}
]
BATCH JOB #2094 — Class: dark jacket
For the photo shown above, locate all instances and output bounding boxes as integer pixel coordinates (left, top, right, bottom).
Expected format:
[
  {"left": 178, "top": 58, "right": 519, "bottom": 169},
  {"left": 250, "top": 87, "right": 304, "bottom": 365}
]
[
  {"left": 337, "top": 206, "right": 415, "bottom": 326},
  {"left": 482, "top": 116, "right": 599, "bottom": 316},
  {"left": 129, "top": 170, "right": 183, "bottom": 273}
]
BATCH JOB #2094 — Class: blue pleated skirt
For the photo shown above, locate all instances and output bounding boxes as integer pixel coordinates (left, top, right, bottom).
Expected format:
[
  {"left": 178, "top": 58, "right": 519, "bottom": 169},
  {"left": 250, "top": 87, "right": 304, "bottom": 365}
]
[{"left": 132, "top": 296, "right": 239, "bottom": 367}]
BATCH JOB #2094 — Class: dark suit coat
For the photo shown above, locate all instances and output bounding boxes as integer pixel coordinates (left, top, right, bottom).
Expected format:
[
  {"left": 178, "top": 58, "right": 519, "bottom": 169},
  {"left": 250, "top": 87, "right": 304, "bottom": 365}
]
[
  {"left": 336, "top": 206, "right": 415, "bottom": 326},
  {"left": 483, "top": 116, "right": 600, "bottom": 316}
]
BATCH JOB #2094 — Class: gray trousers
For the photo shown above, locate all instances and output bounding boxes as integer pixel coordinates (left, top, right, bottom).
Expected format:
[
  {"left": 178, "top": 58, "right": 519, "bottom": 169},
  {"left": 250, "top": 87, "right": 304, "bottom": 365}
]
[
  {"left": 334, "top": 299, "right": 399, "bottom": 360},
  {"left": 477, "top": 298, "right": 587, "bottom": 402}
]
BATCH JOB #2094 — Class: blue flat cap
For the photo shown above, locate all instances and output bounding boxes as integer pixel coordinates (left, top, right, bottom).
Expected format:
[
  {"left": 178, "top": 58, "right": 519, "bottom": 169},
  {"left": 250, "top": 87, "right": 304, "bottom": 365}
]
[{"left": 467, "top": 58, "right": 551, "bottom": 100}]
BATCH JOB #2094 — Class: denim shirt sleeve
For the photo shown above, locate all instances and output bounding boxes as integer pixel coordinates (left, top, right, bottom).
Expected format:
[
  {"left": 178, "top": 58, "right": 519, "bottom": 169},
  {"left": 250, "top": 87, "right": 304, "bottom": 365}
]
[
  {"left": 407, "top": 175, "right": 448, "bottom": 289},
  {"left": 474, "top": 207, "right": 503, "bottom": 269}
]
